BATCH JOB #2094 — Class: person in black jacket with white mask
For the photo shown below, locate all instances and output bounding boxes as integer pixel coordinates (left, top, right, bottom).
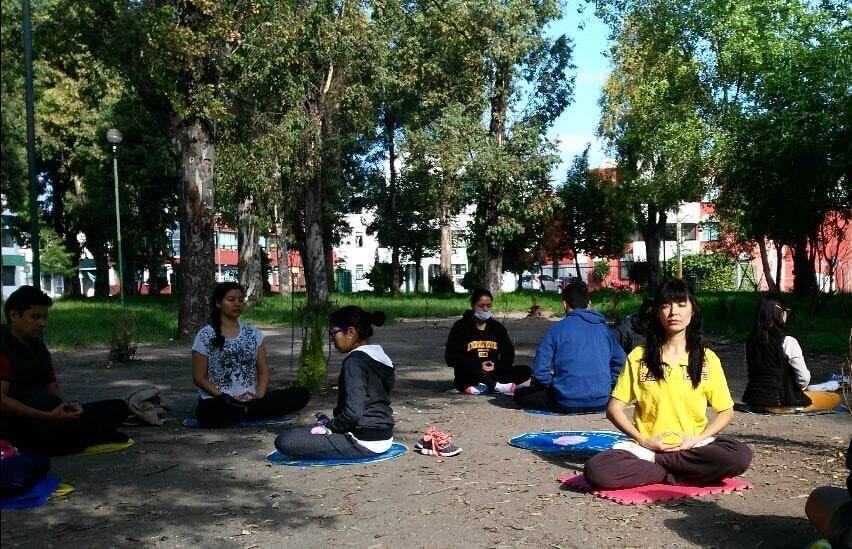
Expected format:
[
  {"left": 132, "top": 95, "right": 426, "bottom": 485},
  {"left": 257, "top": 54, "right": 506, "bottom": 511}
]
[
  {"left": 274, "top": 306, "right": 394, "bottom": 459},
  {"left": 445, "top": 289, "right": 531, "bottom": 395}
]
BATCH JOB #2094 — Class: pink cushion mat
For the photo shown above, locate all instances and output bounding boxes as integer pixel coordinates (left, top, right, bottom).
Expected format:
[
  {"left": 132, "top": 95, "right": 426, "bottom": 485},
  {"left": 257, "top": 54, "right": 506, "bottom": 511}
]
[{"left": 558, "top": 473, "right": 752, "bottom": 504}]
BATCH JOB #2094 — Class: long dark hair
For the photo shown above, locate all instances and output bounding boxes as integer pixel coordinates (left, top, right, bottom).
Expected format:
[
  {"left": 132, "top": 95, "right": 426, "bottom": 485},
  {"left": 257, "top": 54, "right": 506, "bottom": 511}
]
[
  {"left": 643, "top": 279, "right": 705, "bottom": 388},
  {"left": 750, "top": 295, "right": 786, "bottom": 344},
  {"left": 210, "top": 282, "right": 244, "bottom": 348},
  {"left": 329, "top": 305, "right": 386, "bottom": 341}
]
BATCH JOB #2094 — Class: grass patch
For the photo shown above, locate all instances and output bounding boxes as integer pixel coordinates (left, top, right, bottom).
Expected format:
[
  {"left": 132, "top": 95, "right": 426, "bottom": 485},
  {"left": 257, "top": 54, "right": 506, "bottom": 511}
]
[{"left": 11, "top": 290, "right": 849, "bottom": 354}]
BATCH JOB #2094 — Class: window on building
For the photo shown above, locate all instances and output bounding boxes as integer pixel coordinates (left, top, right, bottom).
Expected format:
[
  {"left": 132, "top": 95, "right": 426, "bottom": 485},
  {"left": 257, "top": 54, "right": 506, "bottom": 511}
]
[
  {"left": 428, "top": 264, "right": 440, "bottom": 280},
  {"left": 217, "top": 232, "right": 238, "bottom": 250},
  {"left": 664, "top": 223, "right": 697, "bottom": 241},
  {"left": 356, "top": 234, "right": 364, "bottom": 247},
  {"left": 356, "top": 265, "right": 364, "bottom": 280},
  {"left": 2, "top": 265, "right": 16, "bottom": 286},
  {"left": 700, "top": 222, "right": 721, "bottom": 242},
  {"left": 2, "top": 229, "right": 15, "bottom": 248},
  {"left": 453, "top": 264, "right": 466, "bottom": 276}
]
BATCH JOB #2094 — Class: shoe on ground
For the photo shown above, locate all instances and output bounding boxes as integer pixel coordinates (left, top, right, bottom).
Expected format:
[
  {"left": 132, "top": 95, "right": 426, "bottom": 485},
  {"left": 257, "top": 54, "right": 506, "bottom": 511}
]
[{"left": 415, "top": 426, "right": 463, "bottom": 457}]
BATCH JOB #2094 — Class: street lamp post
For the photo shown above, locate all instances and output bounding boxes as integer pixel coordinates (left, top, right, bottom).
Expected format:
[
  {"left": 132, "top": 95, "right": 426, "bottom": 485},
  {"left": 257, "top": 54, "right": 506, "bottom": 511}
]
[{"left": 106, "top": 128, "right": 125, "bottom": 306}]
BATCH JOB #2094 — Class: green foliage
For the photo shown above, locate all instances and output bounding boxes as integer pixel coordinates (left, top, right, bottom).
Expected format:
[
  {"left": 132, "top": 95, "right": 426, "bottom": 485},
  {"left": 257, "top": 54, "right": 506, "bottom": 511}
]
[
  {"left": 39, "top": 226, "right": 75, "bottom": 276},
  {"left": 365, "top": 263, "right": 398, "bottom": 295},
  {"left": 297, "top": 310, "right": 327, "bottom": 390},
  {"left": 663, "top": 253, "right": 737, "bottom": 292},
  {"left": 593, "top": 260, "right": 611, "bottom": 281}
]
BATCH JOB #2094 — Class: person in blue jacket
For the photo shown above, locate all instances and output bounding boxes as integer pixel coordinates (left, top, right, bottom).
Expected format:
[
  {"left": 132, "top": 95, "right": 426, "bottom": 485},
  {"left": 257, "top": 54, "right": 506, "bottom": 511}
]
[{"left": 514, "top": 280, "right": 626, "bottom": 413}]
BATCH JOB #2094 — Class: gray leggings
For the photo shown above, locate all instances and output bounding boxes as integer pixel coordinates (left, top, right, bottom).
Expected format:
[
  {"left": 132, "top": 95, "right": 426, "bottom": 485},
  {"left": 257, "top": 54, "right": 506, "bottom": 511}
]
[{"left": 274, "top": 427, "right": 378, "bottom": 459}]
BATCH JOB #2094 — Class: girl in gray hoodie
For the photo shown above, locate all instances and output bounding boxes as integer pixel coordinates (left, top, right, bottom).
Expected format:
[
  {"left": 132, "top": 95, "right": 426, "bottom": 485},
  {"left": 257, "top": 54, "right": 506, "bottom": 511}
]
[{"left": 274, "top": 306, "right": 394, "bottom": 458}]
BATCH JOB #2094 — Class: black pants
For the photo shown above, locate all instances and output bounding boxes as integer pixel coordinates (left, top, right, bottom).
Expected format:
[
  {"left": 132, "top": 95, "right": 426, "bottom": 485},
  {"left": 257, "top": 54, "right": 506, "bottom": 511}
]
[
  {"left": 3, "top": 391, "right": 129, "bottom": 456},
  {"left": 513, "top": 384, "right": 606, "bottom": 414},
  {"left": 274, "top": 427, "right": 378, "bottom": 459},
  {"left": 195, "top": 387, "right": 310, "bottom": 428},
  {"left": 453, "top": 364, "right": 532, "bottom": 392}
]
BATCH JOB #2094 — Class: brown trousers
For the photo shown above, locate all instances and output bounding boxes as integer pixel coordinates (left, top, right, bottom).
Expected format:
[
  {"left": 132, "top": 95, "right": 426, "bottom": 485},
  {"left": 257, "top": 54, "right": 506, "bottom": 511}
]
[{"left": 584, "top": 436, "right": 752, "bottom": 490}]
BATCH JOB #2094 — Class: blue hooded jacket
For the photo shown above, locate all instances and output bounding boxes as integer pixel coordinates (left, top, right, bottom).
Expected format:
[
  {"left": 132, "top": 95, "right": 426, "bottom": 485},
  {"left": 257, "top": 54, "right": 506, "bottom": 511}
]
[{"left": 531, "top": 308, "right": 626, "bottom": 409}]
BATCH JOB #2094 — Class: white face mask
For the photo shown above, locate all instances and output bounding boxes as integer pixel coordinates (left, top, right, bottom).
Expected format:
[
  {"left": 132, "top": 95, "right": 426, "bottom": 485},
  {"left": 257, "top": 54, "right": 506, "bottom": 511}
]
[{"left": 473, "top": 310, "right": 493, "bottom": 321}]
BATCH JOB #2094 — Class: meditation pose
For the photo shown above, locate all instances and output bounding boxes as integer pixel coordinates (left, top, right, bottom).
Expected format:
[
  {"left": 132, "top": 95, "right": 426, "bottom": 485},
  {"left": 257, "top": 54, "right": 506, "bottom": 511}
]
[
  {"left": 274, "top": 306, "right": 394, "bottom": 459},
  {"left": 742, "top": 296, "right": 842, "bottom": 413},
  {"left": 612, "top": 297, "right": 655, "bottom": 354},
  {"left": 192, "top": 282, "right": 309, "bottom": 427},
  {"left": 0, "top": 286, "right": 129, "bottom": 455},
  {"left": 445, "top": 288, "right": 531, "bottom": 395},
  {"left": 584, "top": 279, "right": 752, "bottom": 489},
  {"left": 514, "top": 280, "right": 625, "bottom": 413}
]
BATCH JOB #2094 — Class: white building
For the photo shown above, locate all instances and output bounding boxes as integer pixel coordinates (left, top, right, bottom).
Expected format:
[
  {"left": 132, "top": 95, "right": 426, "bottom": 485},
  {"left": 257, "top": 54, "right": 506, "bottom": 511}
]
[{"left": 335, "top": 210, "right": 474, "bottom": 293}]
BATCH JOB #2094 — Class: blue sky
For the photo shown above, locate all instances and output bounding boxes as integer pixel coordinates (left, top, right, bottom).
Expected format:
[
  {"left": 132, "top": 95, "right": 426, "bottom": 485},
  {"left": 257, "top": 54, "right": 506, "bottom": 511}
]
[{"left": 547, "top": 6, "right": 613, "bottom": 182}]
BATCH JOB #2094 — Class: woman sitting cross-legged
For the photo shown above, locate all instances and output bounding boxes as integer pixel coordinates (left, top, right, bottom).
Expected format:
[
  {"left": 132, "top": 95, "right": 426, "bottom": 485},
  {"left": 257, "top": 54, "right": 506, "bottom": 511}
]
[
  {"left": 192, "top": 282, "right": 310, "bottom": 428},
  {"left": 274, "top": 306, "right": 394, "bottom": 459},
  {"left": 742, "top": 295, "right": 842, "bottom": 413},
  {"left": 584, "top": 279, "right": 752, "bottom": 490}
]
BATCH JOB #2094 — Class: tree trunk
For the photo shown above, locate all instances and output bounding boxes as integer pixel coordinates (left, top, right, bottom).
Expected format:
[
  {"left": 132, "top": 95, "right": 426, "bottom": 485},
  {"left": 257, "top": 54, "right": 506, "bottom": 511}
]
[
  {"left": 642, "top": 205, "right": 666, "bottom": 289},
  {"left": 238, "top": 196, "right": 264, "bottom": 306},
  {"left": 413, "top": 247, "right": 423, "bottom": 292},
  {"left": 774, "top": 241, "right": 784, "bottom": 292},
  {"left": 303, "top": 165, "right": 329, "bottom": 308},
  {"left": 573, "top": 249, "right": 582, "bottom": 282},
  {"left": 176, "top": 117, "right": 216, "bottom": 339},
  {"left": 275, "top": 217, "right": 291, "bottom": 296},
  {"left": 92, "top": 239, "right": 109, "bottom": 298},
  {"left": 384, "top": 111, "right": 401, "bottom": 295},
  {"left": 757, "top": 238, "right": 779, "bottom": 294},
  {"left": 792, "top": 236, "right": 818, "bottom": 295},
  {"left": 439, "top": 202, "right": 453, "bottom": 279},
  {"left": 482, "top": 62, "right": 510, "bottom": 297}
]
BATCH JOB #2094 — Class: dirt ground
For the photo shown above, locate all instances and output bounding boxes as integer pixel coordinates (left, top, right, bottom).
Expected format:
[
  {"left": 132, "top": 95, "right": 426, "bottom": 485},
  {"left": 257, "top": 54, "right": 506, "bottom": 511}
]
[{"left": 2, "top": 314, "right": 850, "bottom": 548}]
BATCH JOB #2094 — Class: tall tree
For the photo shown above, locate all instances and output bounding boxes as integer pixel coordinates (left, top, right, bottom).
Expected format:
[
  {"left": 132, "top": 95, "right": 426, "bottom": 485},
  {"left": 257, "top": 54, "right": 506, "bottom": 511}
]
[{"left": 597, "top": 0, "right": 711, "bottom": 288}]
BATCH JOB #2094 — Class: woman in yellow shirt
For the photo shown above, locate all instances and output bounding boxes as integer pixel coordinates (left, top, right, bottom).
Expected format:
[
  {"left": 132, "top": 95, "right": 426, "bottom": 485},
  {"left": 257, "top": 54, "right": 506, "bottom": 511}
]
[{"left": 584, "top": 279, "right": 752, "bottom": 489}]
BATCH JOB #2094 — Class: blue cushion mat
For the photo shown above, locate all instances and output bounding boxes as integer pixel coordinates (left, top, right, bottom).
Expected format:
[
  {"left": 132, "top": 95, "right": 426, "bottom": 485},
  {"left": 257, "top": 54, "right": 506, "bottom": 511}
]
[
  {"left": 508, "top": 430, "right": 627, "bottom": 454},
  {"left": 182, "top": 415, "right": 293, "bottom": 428},
  {"left": 1, "top": 476, "right": 61, "bottom": 510},
  {"left": 521, "top": 408, "right": 604, "bottom": 416},
  {"left": 266, "top": 442, "right": 408, "bottom": 467}
]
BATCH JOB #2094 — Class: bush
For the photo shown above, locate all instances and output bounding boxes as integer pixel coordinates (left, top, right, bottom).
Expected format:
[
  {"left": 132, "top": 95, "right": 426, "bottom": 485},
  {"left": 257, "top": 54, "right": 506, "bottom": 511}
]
[
  {"left": 364, "top": 263, "right": 397, "bottom": 295},
  {"left": 663, "top": 253, "right": 737, "bottom": 292},
  {"left": 430, "top": 274, "right": 455, "bottom": 294},
  {"left": 593, "top": 260, "right": 611, "bottom": 281}
]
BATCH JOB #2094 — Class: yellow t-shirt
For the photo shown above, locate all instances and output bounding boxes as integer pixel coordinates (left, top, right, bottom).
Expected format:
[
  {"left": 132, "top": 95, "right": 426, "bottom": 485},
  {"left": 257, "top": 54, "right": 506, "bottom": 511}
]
[{"left": 611, "top": 346, "right": 734, "bottom": 438}]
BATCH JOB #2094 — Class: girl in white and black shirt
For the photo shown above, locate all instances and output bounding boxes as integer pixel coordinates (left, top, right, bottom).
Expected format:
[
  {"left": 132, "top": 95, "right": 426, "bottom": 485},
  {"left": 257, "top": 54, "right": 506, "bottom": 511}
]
[{"left": 191, "top": 283, "right": 309, "bottom": 427}]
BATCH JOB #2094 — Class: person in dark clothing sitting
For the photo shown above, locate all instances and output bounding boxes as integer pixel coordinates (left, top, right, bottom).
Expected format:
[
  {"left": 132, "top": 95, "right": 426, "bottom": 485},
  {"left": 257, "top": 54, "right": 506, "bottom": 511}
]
[
  {"left": 445, "top": 289, "right": 531, "bottom": 395},
  {"left": 0, "top": 286, "right": 129, "bottom": 456},
  {"left": 274, "top": 306, "right": 395, "bottom": 459}
]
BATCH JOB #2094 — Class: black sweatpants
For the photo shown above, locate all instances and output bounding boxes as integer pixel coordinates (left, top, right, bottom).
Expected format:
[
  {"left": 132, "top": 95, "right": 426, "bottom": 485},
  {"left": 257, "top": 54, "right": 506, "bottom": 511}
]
[
  {"left": 4, "top": 391, "right": 129, "bottom": 456},
  {"left": 195, "top": 386, "right": 310, "bottom": 428},
  {"left": 513, "top": 384, "right": 606, "bottom": 414}
]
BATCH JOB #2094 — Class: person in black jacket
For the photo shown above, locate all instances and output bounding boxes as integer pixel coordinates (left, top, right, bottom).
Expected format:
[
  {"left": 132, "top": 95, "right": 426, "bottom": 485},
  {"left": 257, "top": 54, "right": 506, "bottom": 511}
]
[
  {"left": 274, "top": 306, "right": 394, "bottom": 459},
  {"left": 445, "top": 289, "right": 531, "bottom": 395},
  {"left": 743, "top": 295, "right": 841, "bottom": 413}
]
